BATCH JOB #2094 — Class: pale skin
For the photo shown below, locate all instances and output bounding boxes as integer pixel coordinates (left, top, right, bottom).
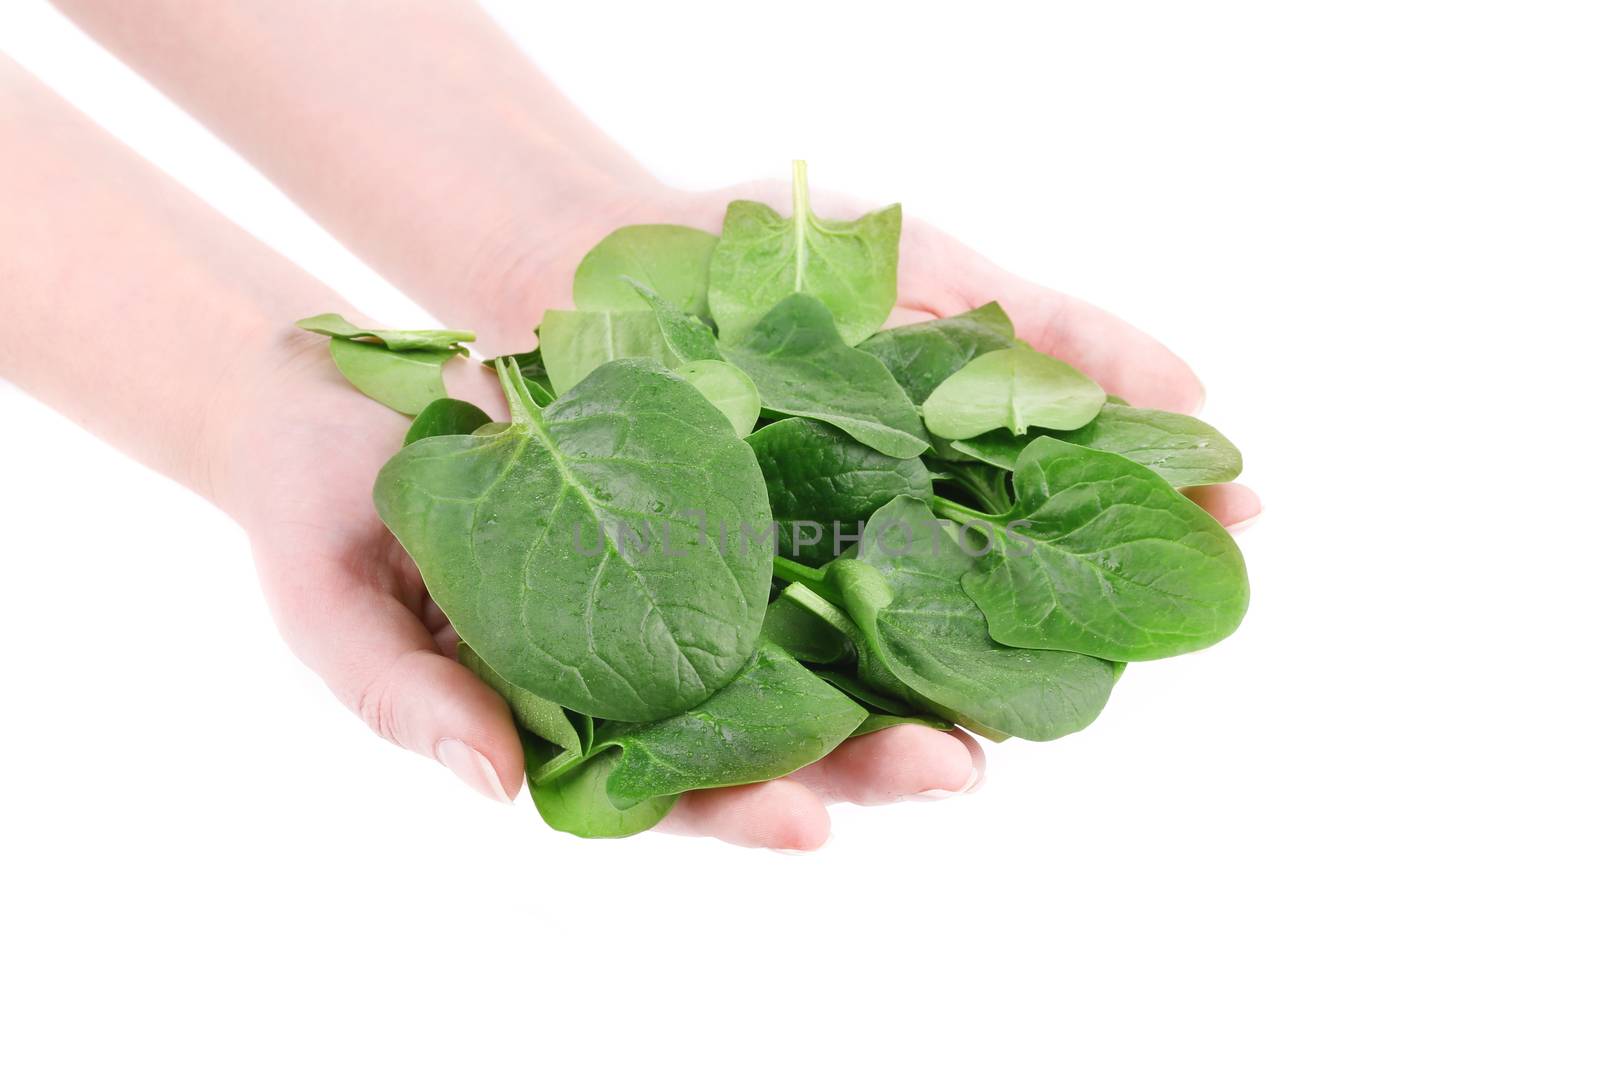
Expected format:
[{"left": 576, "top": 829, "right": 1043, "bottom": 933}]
[{"left": 1, "top": 3, "right": 1260, "bottom": 850}]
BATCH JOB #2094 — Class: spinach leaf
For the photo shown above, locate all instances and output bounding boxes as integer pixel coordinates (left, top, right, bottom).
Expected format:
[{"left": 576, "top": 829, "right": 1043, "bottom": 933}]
[
  {"left": 949, "top": 405, "right": 1242, "bottom": 487},
  {"left": 722, "top": 295, "right": 928, "bottom": 459},
  {"left": 709, "top": 161, "right": 901, "bottom": 345},
  {"left": 531, "top": 749, "right": 677, "bottom": 838},
  {"left": 812, "top": 669, "right": 956, "bottom": 735},
  {"left": 676, "top": 361, "right": 761, "bottom": 436},
  {"left": 949, "top": 437, "right": 1249, "bottom": 660},
  {"left": 459, "top": 642, "right": 581, "bottom": 753},
  {"left": 374, "top": 358, "right": 773, "bottom": 721},
  {"left": 628, "top": 281, "right": 723, "bottom": 363},
  {"left": 573, "top": 224, "right": 718, "bottom": 318},
  {"left": 324, "top": 336, "right": 457, "bottom": 416},
  {"left": 747, "top": 416, "right": 933, "bottom": 566},
  {"left": 828, "top": 497, "right": 1116, "bottom": 742},
  {"left": 856, "top": 302, "right": 1014, "bottom": 403},
  {"left": 538, "top": 309, "right": 676, "bottom": 394},
  {"left": 296, "top": 312, "right": 474, "bottom": 351},
  {"left": 405, "top": 398, "right": 492, "bottom": 446},
  {"left": 589, "top": 642, "right": 867, "bottom": 806},
  {"left": 922, "top": 343, "right": 1105, "bottom": 439},
  {"left": 850, "top": 710, "right": 956, "bottom": 738},
  {"left": 764, "top": 585, "right": 864, "bottom": 668}
]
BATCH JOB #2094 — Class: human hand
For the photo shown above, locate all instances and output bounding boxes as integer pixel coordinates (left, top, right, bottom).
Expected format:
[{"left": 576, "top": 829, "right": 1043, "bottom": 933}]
[{"left": 221, "top": 331, "right": 988, "bottom": 850}]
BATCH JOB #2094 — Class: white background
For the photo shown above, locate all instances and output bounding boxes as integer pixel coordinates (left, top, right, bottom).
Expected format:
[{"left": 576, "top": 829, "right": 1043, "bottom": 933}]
[{"left": 2, "top": 1, "right": 1596, "bottom": 1063}]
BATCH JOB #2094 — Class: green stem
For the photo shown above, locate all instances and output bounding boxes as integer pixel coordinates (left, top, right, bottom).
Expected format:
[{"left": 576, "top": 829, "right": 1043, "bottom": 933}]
[
  {"left": 927, "top": 495, "right": 996, "bottom": 524},
  {"left": 791, "top": 159, "right": 809, "bottom": 289},
  {"left": 778, "top": 583, "right": 865, "bottom": 650},
  {"left": 772, "top": 554, "right": 830, "bottom": 593},
  {"left": 493, "top": 356, "right": 545, "bottom": 426}
]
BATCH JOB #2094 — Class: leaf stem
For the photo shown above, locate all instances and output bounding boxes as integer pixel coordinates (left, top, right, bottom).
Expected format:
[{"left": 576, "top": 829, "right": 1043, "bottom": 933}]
[
  {"left": 927, "top": 495, "right": 998, "bottom": 524},
  {"left": 791, "top": 159, "right": 809, "bottom": 290},
  {"left": 778, "top": 583, "right": 866, "bottom": 650},
  {"left": 493, "top": 356, "right": 546, "bottom": 426},
  {"left": 772, "top": 554, "right": 829, "bottom": 592}
]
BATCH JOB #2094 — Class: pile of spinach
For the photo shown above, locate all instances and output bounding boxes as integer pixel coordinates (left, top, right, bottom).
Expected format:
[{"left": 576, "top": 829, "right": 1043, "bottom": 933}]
[{"left": 298, "top": 162, "right": 1249, "bottom": 839}]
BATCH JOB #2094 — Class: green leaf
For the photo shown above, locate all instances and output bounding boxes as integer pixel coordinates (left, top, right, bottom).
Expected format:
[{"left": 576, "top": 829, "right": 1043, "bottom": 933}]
[
  {"left": 589, "top": 642, "right": 867, "bottom": 807},
  {"left": 950, "top": 405, "right": 1242, "bottom": 487},
  {"left": 955, "top": 437, "right": 1249, "bottom": 660},
  {"left": 573, "top": 224, "right": 719, "bottom": 318},
  {"left": 374, "top": 358, "right": 773, "bottom": 721},
  {"left": 926, "top": 457, "right": 1012, "bottom": 515},
  {"left": 760, "top": 584, "right": 855, "bottom": 665},
  {"left": 458, "top": 642, "right": 581, "bottom": 753},
  {"left": 404, "top": 398, "right": 492, "bottom": 446},
  {"left": 850, "top": 710, "right": 956, "bottom": 738},
  {"left": 709, "top": 161, "right": 901, "bottom": 345},
  {"left": 676, "top": 361, "right": 761, "bottom": 437},
  {"left": 747, "top": 417, "right": 932, "bottom": 566},
  {"left": 723, "top": 294, "right": 928, "bottom": 459},
  {"left": 531, "top": 749, "right": 677, "bottom": 838},
  {"left": 297, "top": 312, "right": 474, "bottom": 351},
  {"left": 829, "top": 497, "right": 1116, "bottom": 742},
  {"left": 539, "top": 309, "right": 676, "bottom": 394},
  {"left": 326, "top": 336, "right": 456, "bottom": 415},
  {"left": 922, "top": 343, "right": 1105, "bottom": 439},
  {"left": 628, "top": 281, "right": 723, "bottom": 363},
  {"left": 812, "top": 670, "right": 955, "bottom": 735},
  {"left": 856, "top": 302, "right": 1014, "bottom": 403}
]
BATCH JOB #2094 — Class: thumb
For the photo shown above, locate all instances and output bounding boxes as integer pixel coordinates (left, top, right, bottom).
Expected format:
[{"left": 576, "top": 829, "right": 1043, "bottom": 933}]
[{"left": 259, "top": 552, "right": 524, "bottom": 804}]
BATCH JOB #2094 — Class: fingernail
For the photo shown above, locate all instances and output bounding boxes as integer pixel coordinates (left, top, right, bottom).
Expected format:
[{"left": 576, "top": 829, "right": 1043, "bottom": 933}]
[
  {"left": 910, "top": 764, "right": 983, "bottom": 801},
  {"left": 435, "top": 738, "right": 513, "bottom": 804}
]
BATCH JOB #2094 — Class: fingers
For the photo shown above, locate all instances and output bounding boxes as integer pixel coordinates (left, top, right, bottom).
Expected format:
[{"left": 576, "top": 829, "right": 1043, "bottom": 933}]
[
  {"left": 257, "top": 550, "right": 524, "bottom": 803},
  {"left": 789, "top": 724, "right": 983, "bottom": 805},
  {"left": 1183, "top": 483, "right": 1263, "bottom": 531},
  {"left": 656, "top": 779, "right": 830, "bottom": 851},
  {"left": 996, "top": 281, "right": 1205, "bottom": 414}
]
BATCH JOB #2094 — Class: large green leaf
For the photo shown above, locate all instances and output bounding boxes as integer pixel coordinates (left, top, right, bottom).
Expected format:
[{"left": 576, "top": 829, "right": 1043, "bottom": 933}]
[
  {"left": 951, "top": 404, "right": 1243, "bottom": 487},
  {"left": 922, "top": 343, "right": 1105, "bottom": 439},
  {"left": 374, "top": 358, "right": 773, "bottom": 721},
  {"left": 572, "top": 224, "right": 718, "bottom": 318},
  {"left": 722, "top": 295, "right": 928, "bottom": 459},
  {"left": 747, "top": 417, "right": 932, "bottom": 566},
  {"left": 829, "top": 497, "right": 1116, "bottom": 742},
  {"left": 955, "top": 437, "right": 1249, "bottom": 660},
  {"left": 588, "top": 642, "right": 867, "bottom": 806},
  {"left": 539, "top": 309, "right": 676, "bottom": 394},
  {"left": 856, "top": 302, "right": 1014, "bottom": 403},
  {"left": 709, "top": 161, "right": 901, "bottom": 345}
]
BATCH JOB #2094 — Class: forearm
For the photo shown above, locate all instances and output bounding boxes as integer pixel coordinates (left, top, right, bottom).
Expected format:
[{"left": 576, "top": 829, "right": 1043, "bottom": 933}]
[
  {"left": 53, "top": 0, "right": 665, "bottom": 351},
  {"left": 0, "top": 54, "right": 352, "bottom": 509}
]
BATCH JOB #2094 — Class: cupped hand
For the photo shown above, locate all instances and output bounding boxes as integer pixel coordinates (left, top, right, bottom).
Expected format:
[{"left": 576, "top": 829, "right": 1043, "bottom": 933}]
[
  {"left": 227, "top": 178, "right": 1258, "bottom": 851},
  {"left": 221, "top": 332, "right": 987, "bottom": 850}
]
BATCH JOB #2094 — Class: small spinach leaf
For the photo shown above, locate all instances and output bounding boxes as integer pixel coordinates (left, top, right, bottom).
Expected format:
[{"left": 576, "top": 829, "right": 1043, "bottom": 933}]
[
  {"left": 531, "top": 748, "right": 677, "bottom": 838},
  {"left": 950, "top": 404, "right": 1242, "bottom": 487},
  {"left": 459, "top": 642, "right": 581, "bottom": 753},
  {"left": 405, "top": 398, "right": 492, "bottom": 445},
  {"left": 922, "top": 343, "right": 1105, "bottom": 439},
  {"left": 747, "top": 417, "right": 933, "bottom": 566},
  {"left": 628, "top": 281, "right": 723, "bottom": 363},
  {"left": 829, "top": 497, "right": 1116, "bottom": 741},
  {"left": 723, "top": 294, "right": 928, "bottom": 458},
  {"left": 591, "top": 642, "right": 867, "bottom": 806},
  {"left": 677, "top": 361, "right": 761, "bottom": 436},
  {"left": 375, "top": 358, "right": 773, "bottom": 721},
  {"left": 324, "top": 336, "right": 456, "bottom": 416},
  {"left": 709, "top": 161, "right": 901, "bottom": 345},
  {"left": 297, "top": 312, "right": 474, "bottom": 351},
  {"left": 856, "top": 302, "right": 1014, "bottom": 403},
  {"left": 539, "top": 309, "right": 676, "bottom": 394},
  {"left": 573, "top": 224, "right": 719, "bottom": 317},
  {"left": 951, "top": 437, "right": 1249, "bottom": 660}
]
